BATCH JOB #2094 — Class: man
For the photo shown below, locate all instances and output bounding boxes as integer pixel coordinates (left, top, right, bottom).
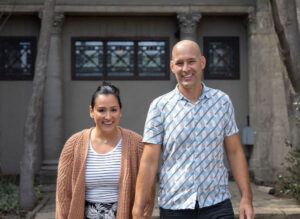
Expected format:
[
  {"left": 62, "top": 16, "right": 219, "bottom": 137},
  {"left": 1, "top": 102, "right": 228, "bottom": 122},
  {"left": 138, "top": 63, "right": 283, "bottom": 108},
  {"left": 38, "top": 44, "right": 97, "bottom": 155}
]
[{"left": 132, "top": 40, "right": 254, "bottom": 219}]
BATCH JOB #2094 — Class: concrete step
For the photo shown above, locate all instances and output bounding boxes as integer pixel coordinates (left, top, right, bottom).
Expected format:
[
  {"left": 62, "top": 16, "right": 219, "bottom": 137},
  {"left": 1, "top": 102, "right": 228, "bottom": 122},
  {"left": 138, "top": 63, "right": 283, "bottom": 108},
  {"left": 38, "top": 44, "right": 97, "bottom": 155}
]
[
  {"left": 40, "top": 166, "right": 57, "bottom": 171},
  {"left": 36, "top": 170, "right": 57, "bottom": 185},
  {"left": 37, "top": 160, "right": 58, "bottom": 185},
  {"left": 42, "top": 160, "right": 58, "bottom": 165}
]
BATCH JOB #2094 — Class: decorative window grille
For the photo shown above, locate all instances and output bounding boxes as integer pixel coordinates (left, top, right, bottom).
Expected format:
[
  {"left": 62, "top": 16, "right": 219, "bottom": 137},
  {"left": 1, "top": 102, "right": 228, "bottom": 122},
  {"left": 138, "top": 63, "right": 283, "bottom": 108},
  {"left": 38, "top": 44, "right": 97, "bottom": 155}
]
[
  {"left": 71, "top": 37, "right": 169, "bottom": 80},
  {"left": 0, "top": 37, "right": 37, "bottom": 80},
  {"left": 107, "top": 41, "right": 134, "bottom": 77},
  {"left": 138, "top": 41, "right": 167, "bottom": 77},
  {"left": 203, "top": 37, "right": 239, "bottom": 80},
  {"left": 74, "top": 41, "right": 104, "bottom": 77}
]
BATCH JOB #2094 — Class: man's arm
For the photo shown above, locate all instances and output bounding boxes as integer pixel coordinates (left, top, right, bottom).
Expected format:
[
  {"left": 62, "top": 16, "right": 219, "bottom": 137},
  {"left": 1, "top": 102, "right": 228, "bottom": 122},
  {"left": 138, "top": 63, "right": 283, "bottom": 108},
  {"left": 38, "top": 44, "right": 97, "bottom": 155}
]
[
  {"left": 132, "top": 143, "right": 161, "bottom": 219},
  {"left": 224, "top": 133, "right": 254, "bottom": 219}
]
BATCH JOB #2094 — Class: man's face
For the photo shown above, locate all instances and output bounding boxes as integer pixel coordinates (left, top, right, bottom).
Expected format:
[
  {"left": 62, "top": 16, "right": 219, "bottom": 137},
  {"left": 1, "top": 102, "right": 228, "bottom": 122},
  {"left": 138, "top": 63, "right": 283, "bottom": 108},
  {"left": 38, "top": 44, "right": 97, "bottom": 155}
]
[{"left": 170, "top": 43, "right": 206, "bottom": 90}]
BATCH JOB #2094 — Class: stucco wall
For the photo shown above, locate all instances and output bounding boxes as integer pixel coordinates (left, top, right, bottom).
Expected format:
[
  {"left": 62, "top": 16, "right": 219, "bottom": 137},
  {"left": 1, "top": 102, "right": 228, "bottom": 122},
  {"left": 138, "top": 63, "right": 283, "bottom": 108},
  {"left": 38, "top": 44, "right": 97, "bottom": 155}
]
[
  {"left": 61, "top": 16, "right": 178, "bottom": 144},
  {"left": 198, "top": 16, "right": 249, "bottom": 133},
  {"left": 0, "top": 13, "right": 251, "bottom": 174},
  {"left": 0, "top": 15, "right": 41, "bottom": 174}
]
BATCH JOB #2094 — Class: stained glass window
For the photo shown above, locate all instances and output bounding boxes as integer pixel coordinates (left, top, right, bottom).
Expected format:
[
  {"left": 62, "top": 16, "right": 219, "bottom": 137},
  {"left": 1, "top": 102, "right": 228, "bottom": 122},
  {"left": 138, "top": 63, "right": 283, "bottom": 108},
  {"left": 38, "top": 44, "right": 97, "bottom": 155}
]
[
  {"left": 107, "top": 41, "right": 134, "bottom": 77},
  {"left": 203, "top": 37, "right": 239, "bottom": 80},
  {"left": 74, "top": 41, "right": 103, "bottom": 77},
  {"left": 138, "top": 41, "right": 166, "bottom": 77},
  {"left": 0, "top": 37, "right": 37, "bottom": 80},
  {"left": 71, "top": 38, "right": 169, "bottom": 80}
]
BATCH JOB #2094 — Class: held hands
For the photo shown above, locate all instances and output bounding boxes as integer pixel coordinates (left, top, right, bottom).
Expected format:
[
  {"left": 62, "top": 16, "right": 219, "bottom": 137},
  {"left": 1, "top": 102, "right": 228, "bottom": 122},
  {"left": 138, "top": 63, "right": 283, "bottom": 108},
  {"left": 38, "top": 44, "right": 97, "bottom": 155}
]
[
  {"left": 132, "top": 205, "right": 146, "bottom": 219},
  {"left": 239, "top": 197, "right": 254, "bottom": 219}
]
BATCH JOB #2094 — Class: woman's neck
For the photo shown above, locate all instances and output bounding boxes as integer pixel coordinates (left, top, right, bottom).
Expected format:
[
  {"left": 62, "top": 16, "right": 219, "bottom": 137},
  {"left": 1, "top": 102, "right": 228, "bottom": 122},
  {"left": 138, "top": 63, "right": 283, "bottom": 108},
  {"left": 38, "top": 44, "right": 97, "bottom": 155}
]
[{"left": 92, "top": 127, "right": 120, "bottom": 144}]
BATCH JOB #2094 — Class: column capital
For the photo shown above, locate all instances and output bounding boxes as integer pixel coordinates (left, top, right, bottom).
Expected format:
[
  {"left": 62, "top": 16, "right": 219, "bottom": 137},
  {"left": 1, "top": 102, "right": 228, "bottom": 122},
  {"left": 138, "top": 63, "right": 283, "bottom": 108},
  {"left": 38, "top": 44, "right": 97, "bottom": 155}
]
[
  {"left": 177, "top": 12, "right": 202, "bottom": 34},
  {"left": 248, "top": 11, "right": 256, "bottom": 24},
  {"left": 247, "top": 11, "right": 257, "bottom": 35}
]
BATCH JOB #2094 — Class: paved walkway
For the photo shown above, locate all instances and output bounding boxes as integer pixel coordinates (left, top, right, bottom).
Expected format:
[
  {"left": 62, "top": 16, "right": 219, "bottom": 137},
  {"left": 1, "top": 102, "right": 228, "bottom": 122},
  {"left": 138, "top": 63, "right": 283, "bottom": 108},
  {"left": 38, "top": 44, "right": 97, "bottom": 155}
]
[{"left": 33, "top": 181, "right": 300, "bottom": 219}]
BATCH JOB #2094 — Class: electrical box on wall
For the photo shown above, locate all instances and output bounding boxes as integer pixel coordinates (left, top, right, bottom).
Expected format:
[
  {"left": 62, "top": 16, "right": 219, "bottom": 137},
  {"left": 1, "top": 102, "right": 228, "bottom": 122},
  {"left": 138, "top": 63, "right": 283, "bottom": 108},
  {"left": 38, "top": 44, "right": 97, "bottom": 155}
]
[{"left": 242, "top": 126, "right": 254, "bottom": 145}]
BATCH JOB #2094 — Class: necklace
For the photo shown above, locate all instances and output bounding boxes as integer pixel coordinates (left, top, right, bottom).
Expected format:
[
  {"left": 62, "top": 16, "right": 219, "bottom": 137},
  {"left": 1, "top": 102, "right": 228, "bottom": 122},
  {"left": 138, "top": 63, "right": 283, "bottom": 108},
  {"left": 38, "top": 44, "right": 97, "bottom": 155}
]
[{"left": 93, "top": 128, "right": 120, "bottom": 145}]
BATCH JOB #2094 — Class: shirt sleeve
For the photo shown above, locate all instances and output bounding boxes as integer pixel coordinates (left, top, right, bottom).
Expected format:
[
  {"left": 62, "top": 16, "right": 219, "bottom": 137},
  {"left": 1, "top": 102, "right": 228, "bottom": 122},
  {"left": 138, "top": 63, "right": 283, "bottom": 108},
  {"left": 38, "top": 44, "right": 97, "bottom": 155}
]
[
  {"left": 224, "top": 96, "right": 239, "bottom": 137},
  {"left": 143, "top": 98, "right": 164, "bottom": 144}
]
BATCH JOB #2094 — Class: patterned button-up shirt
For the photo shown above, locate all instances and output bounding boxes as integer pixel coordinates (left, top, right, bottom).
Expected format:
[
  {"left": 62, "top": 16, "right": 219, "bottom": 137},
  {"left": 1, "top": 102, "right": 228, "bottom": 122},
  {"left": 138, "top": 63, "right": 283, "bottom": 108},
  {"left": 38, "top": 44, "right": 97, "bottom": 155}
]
[{"left": 143, "top": 83, "right": 239, "bottom": 210}]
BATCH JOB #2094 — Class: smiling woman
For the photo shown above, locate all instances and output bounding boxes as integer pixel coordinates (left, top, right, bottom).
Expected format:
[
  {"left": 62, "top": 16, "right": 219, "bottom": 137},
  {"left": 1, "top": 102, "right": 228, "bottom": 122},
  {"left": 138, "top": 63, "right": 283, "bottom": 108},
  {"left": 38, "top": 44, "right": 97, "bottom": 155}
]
[
  {"left": 56, "top": 82, "right": 155, "bottom": 219},
  {"left": 89, "top": 83, "right": 122, "bottom": 154}
]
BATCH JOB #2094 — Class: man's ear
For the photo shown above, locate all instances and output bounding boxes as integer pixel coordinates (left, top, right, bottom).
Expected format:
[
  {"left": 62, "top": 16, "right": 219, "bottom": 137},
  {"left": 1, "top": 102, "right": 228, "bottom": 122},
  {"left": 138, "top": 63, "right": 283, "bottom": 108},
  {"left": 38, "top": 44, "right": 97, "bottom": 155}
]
[
  {"left": 200, "top": 56, "right": 206, "bottom": 70},
  {"left": 170, "top": 60, "right": 175, "bottom": 74}
]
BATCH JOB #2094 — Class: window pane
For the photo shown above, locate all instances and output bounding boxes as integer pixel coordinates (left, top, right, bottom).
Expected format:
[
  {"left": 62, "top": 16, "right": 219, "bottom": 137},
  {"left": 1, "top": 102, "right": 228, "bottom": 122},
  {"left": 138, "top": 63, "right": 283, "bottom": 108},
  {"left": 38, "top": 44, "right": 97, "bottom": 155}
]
[
  {"left": 106, "top": 41, "right": 134, "bottom": 77},
  {"left": 203, "top": 37, "right": 239, "bottom": 80},
  {"left": 0, "top": 37, "right": 36, "bottom": 80},
  {"left": 74, "top": 41, "right": 103, "bottom": 77},
  {"left": 71, "top": 37, "right": 169, "bottom": 80},
  {"left": 138, "top": 41, "right": 166, "bottom": 77}
]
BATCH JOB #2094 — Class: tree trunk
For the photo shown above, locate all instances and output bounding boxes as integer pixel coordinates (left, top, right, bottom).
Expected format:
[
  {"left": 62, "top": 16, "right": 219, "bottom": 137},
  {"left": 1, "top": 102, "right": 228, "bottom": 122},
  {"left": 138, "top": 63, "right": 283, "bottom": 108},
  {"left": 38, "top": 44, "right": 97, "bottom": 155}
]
[
  {"left": 269, "top": 0, "right": 300, "bottom": 150},
  {"left": 269, "top": 0, "right": 300, "bottom": 93},
  {"left": 19, "top": 0, "right": 56, "bottom": 210}
]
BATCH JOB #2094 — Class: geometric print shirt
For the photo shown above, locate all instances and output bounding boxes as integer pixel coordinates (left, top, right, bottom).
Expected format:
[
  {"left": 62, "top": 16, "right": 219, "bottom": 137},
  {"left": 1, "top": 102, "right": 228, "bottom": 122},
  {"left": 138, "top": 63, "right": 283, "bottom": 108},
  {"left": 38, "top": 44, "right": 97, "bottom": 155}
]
[{"left": 143, "top": 83, "right": 239, "bottom": 209}]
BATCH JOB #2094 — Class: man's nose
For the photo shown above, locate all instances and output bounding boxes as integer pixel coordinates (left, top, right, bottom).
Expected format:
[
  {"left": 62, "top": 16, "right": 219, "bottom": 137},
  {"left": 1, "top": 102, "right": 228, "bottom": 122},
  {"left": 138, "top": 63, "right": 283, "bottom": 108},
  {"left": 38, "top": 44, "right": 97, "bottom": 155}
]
[{"left": 182, "top": 62, "right": 190, "bottom": 72}]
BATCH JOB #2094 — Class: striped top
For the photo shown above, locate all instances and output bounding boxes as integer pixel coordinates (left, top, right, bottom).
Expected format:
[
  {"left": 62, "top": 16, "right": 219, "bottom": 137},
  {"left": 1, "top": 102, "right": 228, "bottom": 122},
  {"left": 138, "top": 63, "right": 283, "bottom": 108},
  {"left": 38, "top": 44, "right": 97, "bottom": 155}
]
[
  {"left": 143, "top": 83, "right": 238, "bottom": 209},
  {"left": 85, "top": 138, "right": 122, "bottom": 203}
]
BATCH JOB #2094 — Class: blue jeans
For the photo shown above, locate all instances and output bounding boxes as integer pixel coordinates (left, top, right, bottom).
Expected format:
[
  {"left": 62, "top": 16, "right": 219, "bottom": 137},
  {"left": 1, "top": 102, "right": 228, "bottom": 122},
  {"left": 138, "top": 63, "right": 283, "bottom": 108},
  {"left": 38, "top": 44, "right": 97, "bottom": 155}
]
[{"left": 160, "top": 199, "right": 234, "bottom": 219}]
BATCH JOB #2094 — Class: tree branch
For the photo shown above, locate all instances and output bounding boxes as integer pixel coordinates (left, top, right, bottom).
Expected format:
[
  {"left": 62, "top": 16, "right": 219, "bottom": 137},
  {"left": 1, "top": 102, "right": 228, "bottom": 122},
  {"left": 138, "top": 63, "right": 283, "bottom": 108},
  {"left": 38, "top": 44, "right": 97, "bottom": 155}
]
[{"left": 269, "top": 0, "right": 300, "bottom": 93}]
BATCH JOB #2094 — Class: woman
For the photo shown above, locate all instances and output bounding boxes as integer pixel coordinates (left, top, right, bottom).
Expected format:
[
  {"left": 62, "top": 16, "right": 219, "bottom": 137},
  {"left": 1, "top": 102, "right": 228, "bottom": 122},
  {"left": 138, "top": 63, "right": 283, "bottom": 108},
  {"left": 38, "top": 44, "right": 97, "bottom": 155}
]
[{"left": 56, "top": 82, "right": 154, "bottom": 219}]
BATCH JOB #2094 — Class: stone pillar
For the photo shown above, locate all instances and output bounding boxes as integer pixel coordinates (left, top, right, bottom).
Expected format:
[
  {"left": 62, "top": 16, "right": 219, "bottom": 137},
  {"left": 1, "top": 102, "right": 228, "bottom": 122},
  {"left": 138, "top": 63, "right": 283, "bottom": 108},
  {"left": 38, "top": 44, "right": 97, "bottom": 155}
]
[
  {"left": 41, "top": 12, "right": 64, "bottom": 181},
  {"left": 248, "top": 1, "right": 290, "bottom": 182},
  {"left": 177, "top": 12, "right": 202, "bottom": 41}
]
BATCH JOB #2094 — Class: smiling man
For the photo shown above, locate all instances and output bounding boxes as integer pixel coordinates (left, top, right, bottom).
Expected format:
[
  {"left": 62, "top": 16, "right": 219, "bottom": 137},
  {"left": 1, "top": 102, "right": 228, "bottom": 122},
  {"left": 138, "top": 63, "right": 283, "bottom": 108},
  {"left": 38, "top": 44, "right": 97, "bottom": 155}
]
[{"left": 132, "top": 40, "right": 254, "bottom": 219}]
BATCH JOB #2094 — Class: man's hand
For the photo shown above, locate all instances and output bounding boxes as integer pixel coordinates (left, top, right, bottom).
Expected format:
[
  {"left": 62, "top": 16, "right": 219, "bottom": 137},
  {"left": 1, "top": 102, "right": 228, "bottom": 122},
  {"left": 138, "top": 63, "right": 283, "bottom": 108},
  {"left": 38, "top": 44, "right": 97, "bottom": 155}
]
[
  {"left": 133, "top": 143, "right": 161, "bottom": 219},
  {"left": 132, "top": 206, "right": 145, "bottom": 219},
  {"left": 224, "top": 134, "right": 254, "bottom": 219},
  {"left": 239, "top": 197, "right": 254, "bottom": 219}
]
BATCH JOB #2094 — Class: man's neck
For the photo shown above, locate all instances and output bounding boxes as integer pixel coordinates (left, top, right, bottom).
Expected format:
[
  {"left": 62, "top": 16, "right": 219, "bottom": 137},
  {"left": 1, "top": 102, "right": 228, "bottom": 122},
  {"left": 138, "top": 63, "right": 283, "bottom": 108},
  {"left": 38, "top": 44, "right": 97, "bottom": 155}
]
[{"left": 178, "top": 83, "right": 203, "bottom": 103}]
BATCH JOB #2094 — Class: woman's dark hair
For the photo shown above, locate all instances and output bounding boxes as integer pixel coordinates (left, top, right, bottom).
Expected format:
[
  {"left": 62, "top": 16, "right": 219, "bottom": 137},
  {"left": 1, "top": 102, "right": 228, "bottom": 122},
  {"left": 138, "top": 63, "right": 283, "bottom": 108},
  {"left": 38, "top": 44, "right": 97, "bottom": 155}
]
[{"left": 91, "top": 81, "right": 122, "bottom": 109}]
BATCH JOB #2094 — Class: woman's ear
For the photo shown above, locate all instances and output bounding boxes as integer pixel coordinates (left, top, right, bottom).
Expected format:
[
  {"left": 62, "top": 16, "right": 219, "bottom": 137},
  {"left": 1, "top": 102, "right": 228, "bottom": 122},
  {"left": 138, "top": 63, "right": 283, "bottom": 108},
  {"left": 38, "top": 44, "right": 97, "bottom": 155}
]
[{"left": 89, "top": 105, "right": 94, "bottom": 119}]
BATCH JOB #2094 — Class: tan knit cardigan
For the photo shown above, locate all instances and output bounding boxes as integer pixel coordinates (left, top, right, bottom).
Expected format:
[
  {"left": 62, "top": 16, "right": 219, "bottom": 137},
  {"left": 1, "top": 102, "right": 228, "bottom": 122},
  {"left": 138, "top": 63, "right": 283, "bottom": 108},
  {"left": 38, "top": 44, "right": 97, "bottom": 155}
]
[{"left": 56, "top": 127, "right": 154, "bottom": 219}]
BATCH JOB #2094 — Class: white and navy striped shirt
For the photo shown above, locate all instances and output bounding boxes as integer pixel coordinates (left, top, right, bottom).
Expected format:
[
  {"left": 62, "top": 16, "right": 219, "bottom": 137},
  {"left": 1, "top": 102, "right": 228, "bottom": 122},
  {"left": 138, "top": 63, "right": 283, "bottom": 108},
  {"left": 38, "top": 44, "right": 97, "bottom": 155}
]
[{"left": 85, "top": 138, "right": 122, "bottom": 203}]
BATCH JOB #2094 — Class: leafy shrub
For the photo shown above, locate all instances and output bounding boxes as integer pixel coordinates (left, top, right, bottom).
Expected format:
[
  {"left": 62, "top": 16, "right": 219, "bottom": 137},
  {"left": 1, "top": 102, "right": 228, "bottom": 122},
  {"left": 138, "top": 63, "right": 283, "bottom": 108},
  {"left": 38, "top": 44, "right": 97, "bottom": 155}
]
[
  {"left": 0, "top": 175, "right": 42, "bottom": 214},
  {"left": 277, "top": 107, "right": 300, "bottom": 201},
  {"left": 277, "top": 145, "right": 300, "bottom": 200},
  {"left": 0, "top": 176, "right": 20, "bottom": 213}
]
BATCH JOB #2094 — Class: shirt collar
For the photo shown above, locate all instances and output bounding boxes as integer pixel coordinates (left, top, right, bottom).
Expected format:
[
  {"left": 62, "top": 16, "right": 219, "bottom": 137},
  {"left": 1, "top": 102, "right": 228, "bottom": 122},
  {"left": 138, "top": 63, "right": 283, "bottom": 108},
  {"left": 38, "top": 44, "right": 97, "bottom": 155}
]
[{"left": 174, "top": 82, "right": 213, "bottom": 102}]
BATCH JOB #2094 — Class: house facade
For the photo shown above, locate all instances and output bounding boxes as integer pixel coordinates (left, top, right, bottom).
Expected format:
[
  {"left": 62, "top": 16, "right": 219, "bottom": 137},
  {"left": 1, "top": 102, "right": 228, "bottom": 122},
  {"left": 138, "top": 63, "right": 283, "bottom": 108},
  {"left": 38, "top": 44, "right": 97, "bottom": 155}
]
[{"left": 0, "top": 0, "right": 297, "bottom": 182}]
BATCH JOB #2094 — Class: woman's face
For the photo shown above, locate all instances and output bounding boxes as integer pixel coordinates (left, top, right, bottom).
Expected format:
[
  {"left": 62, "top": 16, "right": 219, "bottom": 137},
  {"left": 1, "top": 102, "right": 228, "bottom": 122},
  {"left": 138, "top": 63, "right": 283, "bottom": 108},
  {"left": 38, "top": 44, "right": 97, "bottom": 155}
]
[{"left": 89, "top": 94, "right": 122, "bottom": 134}]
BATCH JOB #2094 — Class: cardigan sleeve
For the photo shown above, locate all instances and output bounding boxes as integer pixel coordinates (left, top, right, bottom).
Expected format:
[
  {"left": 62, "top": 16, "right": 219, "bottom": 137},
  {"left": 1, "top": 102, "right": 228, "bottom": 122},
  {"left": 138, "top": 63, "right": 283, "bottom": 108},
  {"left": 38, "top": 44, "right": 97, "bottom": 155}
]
[{"left": 56, "top": 135, "right": 77, "bottom": 219}]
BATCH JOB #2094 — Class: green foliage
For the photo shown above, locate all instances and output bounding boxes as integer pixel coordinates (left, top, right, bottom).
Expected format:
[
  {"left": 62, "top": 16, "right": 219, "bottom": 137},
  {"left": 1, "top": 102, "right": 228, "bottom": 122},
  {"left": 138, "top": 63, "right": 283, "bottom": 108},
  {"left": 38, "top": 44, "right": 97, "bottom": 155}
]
[
  {"left": 0, "top": 176, "right": 20, "bottom": 213},
  {"left": 0, "top": 175, "right": 42, "bottom": 214},
  {"left": 277, "top": 138, "right": 300, "bottom": 201}
]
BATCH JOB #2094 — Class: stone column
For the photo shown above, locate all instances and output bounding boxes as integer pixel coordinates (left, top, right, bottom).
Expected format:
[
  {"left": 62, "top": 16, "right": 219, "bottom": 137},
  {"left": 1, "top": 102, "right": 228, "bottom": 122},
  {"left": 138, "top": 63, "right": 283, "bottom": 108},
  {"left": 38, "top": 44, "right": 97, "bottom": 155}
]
[
  {"left": 177, "top": 12, "right": 202, "bottom": 41},
  {"left": 41, "top": 12, "right": 64, "bottom": 179},
  {"left": 248, "top": 1, "right": 289, "bottom": 182}
]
